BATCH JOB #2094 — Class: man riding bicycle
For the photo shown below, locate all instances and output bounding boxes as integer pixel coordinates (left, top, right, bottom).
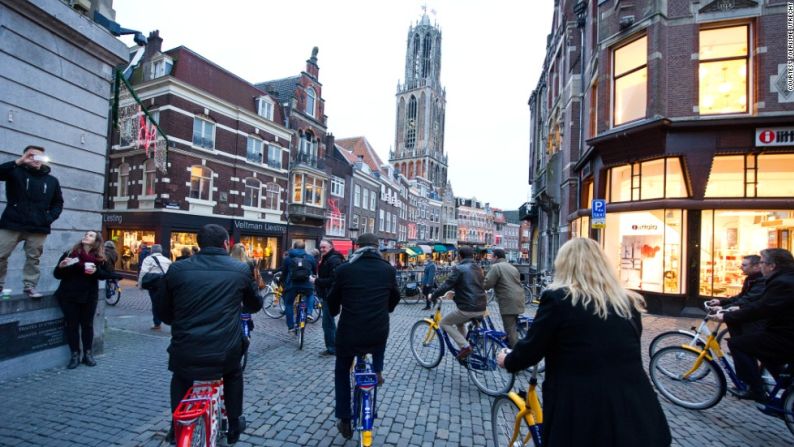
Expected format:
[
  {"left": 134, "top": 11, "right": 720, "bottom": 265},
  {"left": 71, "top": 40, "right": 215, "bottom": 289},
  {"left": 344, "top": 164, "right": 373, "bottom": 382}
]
[
  {"left": 327, "top": 233, "right": 400, "bottom": 439},
  {"left": 278, "top": 241, "right": 317, "bottom": 333},
  {"left": 156, "top": 224, "right": 262, "bottom": 444},
  {"left": 430, "top": 246, "right": 488, "bottom": 360}
]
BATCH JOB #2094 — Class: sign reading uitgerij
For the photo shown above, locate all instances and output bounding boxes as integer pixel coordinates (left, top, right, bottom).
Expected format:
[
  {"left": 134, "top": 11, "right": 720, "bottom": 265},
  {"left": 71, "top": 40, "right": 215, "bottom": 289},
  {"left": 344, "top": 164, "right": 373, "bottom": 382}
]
[{"left": 592, "top": 199, "right": 606, "bottom": 229}]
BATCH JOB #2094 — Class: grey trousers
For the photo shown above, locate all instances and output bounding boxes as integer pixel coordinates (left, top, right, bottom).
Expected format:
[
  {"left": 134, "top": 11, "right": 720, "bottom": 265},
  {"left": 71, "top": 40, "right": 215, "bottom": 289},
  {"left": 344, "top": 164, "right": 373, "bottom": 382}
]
[
  {"left": 440, "top": 307, "right": 485, "bottom": 349},
  {"left": 502, "top": 314, "right": 519, "bottom": 348},
  {"left": 0, "top": 229, "right": 47, "bottom": 289}
]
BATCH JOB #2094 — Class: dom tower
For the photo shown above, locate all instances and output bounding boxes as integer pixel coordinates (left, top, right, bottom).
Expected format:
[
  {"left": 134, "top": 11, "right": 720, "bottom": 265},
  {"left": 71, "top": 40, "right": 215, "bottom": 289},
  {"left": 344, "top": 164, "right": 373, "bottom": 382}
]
[{"left": 390, "top": 12, "right": 448, "bottom": 193}]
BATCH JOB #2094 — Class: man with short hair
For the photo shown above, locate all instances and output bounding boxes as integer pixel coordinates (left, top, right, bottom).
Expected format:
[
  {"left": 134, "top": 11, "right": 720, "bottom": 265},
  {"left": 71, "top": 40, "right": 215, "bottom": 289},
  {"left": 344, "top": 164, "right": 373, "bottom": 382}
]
[
  {"left": 707, "top": 254, "right": 765, "bottom": 337},
  {"left": 431, "top": 246, "right": 488, "bottom": 360},
  {"left": 313, "top": 239, "right": 345, "bottom": 356},
  {"left": 421, "top": 258, "right": 437, "bottom": 310},
  {"left": 328, "top": 233, "right": 400, "bottom": 439},
  {"left": 138, "top": 244, "right": 172, "bottom": 330},
  {"left": 0, "top": 145, "right": 64, "bottom": 298},
  {"left": 156, "top": 224, "right": 262, "bottom": 444},
  {"left": 484, "top": 248, "right": 525, "bottom": 347},
  {"left": 279, "top": 240, "right": 317, "bottom": 333}
]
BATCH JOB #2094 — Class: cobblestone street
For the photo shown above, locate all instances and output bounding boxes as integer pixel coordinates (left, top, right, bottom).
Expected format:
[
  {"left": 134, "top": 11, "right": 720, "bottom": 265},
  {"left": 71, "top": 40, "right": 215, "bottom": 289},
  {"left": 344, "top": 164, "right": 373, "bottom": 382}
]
[{"left": 0, "top": 280, "right": 791, "bottom": 446}]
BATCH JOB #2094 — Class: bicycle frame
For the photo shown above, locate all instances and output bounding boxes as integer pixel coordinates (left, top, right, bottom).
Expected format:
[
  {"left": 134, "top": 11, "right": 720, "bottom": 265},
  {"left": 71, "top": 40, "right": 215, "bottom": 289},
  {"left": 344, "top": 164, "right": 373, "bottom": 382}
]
[
  {"left": 506, "top": 367, "right": 544, "bottom": 446},
  {"left": 679, "top": 321, "right": 746, "bottom": 391},
  {"left": 352, "top": 356, "right": 379, "bottom": 447},
  {"left": 173, "top": 380, "right": 226, "bottom": 447},
  {"left": 295, "top": 293, "right": 307, "bottom": 329}
]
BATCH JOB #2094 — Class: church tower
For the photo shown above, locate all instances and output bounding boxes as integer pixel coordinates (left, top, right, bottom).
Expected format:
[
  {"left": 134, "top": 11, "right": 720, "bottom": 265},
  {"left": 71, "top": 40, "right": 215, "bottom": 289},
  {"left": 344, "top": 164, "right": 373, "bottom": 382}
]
[{"left": 390, "top": 12, "right": 447, "bottom": 192}]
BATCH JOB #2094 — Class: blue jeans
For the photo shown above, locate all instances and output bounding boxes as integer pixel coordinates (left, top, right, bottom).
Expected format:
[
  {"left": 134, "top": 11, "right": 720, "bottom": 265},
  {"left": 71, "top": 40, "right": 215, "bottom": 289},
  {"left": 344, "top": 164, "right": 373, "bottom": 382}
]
[
  {"left": 148, "top": 289, "right": 162, "bottom": 326},
  {"left": 320, "top": 297, "right": 336, "bottom": 353},
  {"left": 335, "top": 345, "right": 385, "bottom": 419},
  {"left": 284, "top": 287, "right": 314, "bottom": 330}
]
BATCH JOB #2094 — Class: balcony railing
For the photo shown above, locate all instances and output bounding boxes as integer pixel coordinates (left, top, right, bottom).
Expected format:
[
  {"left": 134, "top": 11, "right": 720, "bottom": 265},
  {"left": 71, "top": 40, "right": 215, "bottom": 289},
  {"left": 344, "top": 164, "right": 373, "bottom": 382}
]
[
  {"left": 288, "top": 203, "right": 326, "bottom": 221},
  {"left": 291, "top": 152, "right": 322, "bottom": 169}
]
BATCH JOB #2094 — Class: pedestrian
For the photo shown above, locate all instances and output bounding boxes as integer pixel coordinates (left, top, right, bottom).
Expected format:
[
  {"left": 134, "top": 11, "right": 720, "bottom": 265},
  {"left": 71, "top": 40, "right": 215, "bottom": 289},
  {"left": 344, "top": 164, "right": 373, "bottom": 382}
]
[
  {"left": 174, "top": 246, "right": 192, "bottom": 262},
  {"left": 0, "top": 145, "right": 64, "bottom": 298},
  {"left": 497, "top": 238, "right": 671, "bottom": 446},
  {"left": 278, "top": 241, "right": 317, "bottom": 333},
  {"left": 229, "top": 243, "right": 254, "bottom": 271},
  {"left": 121, "top": 245, "right": 132, "bottom": 270},
  {"left": 191, "top": 245, "right": 199, "bottom": 255},
  {"left": 421, "top": 258, "right": 437, "bottom": 310},
  {"left": 138, "top": 244, "right": 171, "bottom": 330},
  {"left": 313, "top": 239, "right": 345, "bottom": 356},
  {"left": 155, "top": 224, "right": 262, "bottom": 444},
  {"left": 137, "top": 243, "right": 150, "bottom": 272},
  {"left": 54, "top": 230, "right": 120, "bottom": 369},
  {"left": 104, "top": 240, "right": 118, "bottom": 272},
  {"left": 709, "top": 248, "right": 794, "bottom": 402},
  {"left": 484, "top": 248, "right": 525, "bottom": 347},
  {"left": 430, "top": 246, "right": 488, "bottom": 360},
  {"left": 327, "top": 233, "right": 400, "bottom": 439}
]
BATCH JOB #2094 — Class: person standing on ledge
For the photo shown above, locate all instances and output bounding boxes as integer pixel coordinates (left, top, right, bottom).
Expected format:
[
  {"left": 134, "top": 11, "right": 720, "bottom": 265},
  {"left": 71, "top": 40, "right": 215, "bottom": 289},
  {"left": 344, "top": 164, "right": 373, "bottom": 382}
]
[{"left": 0, "top": 145, "right": 64, "bottom": 298}]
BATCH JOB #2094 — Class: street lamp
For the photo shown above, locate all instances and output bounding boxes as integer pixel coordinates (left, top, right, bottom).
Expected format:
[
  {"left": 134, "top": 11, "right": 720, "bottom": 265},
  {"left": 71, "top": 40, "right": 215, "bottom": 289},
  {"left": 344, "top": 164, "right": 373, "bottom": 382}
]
[{"left": 348, "top": 226, "right": 360, "bottom": 252}]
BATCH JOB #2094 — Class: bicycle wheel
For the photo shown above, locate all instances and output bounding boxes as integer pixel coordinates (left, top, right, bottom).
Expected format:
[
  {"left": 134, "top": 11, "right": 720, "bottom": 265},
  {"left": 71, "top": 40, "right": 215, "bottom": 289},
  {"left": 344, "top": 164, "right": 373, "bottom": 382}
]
[
  {"left": 176, "top": 417, "right": 207, "bottom": 447},
  {"left": 783, "top": 386, "right": 794, "bottom": 436},
  {"left": 491, "top": 395, "right": 536, "bottom": 447},
  {"left": 467, "top": 332, "right": 515, "bottom": 396},
  {"left": 409, "top": 320, "right": 443, "bottom": 368},
  {"left": 649, "top": 346, "right": 726, "bottom": 410},
  {"left": 262, "top": 292, "right": 285, "bottom": 319},
  {"left": 648, "top": 330, "right": 702, "bottom": 358},
  {"left": 308, "top": 301, "right": 321, "bottom": 324},
  {"left": 104, "top": 282, "right": 121, "bottom": 306}
]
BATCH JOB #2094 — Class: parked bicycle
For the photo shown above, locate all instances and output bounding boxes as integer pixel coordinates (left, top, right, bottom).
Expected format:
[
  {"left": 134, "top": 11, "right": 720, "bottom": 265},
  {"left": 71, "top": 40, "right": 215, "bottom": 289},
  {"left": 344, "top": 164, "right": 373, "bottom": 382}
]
[
  {"left": 409, "top": 296, "right": 514, "bottom": 396},
  {"left": 173, "top": 379, "right": 245, "bottom": 447},
  {"left": 104, "top": 278, "right": 122, "bottom": 306},
  {"left": 491, "top": 364, "right": 544, "bottom": 446},
  {"left": 351, "top": 354, "right": 379, "bottom": 447},
  {"left": 262, "top": 274, "right": 285, "bottom": 319}
]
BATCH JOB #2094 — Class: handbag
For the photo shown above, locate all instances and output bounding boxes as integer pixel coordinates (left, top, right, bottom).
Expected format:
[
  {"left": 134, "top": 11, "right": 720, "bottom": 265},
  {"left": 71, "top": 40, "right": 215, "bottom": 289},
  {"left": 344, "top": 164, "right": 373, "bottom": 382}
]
[
  {"left": 253, "top": 261, "right": 266, "bottom": 290},
  {"left": 141, "top": 256, "right": 166, "bottom": 291}
]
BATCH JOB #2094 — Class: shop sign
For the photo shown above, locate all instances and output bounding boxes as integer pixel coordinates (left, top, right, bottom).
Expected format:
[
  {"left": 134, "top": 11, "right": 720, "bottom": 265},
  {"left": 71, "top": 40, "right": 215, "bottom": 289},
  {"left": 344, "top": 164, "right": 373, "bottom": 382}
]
[
  {"left": 591, "top": 199, "right": 606, "bottom": 229},
  {"left": 756, "top": 127, "right": 794, "bottom": 147},
  {"left": 103, "top": 214, "right": 123, "bottom": 224},
  {"left": 233, "top": 220, "right": 287, "bottom": 234}
]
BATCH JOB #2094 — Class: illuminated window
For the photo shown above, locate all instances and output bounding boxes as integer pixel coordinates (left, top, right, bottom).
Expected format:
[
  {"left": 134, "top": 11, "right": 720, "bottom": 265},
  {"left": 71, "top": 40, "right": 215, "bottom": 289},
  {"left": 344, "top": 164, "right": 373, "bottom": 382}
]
[
  {"left": 705, "top": 156, "right": 745, "bottom": 197},
  {"left": 608, "top": 165, "right": 632, "bottom": 202},
  {"left": 608, "top": 157, "right": 688, "bottom": 202},
  {"left": 640, "top": 159, "right": 665, "bottom": 200},
  {"left": 292, "top": 173, "right": 303, "bottom": 203},
  {"left": 699, "top": 25, "right": 749, "bottom": 115},
  {"left": 612, "top": 36, "right": 647, "bottom": 126},
  {"left": 189, "top": 166, "right": 212, "bottom": 200},
  {"left": 757, "top": 153, "right": 794, "bottom": 197}
]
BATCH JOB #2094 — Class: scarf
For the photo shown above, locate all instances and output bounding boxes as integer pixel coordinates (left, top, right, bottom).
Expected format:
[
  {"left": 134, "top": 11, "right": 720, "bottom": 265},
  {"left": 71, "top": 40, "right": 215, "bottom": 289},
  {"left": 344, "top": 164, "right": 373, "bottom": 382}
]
[
  {"left": 348, "top": 246, "right": 380, "bottom": 264},
  {"left": 69, "top": 248, "right": 100, "bottom": 268}
]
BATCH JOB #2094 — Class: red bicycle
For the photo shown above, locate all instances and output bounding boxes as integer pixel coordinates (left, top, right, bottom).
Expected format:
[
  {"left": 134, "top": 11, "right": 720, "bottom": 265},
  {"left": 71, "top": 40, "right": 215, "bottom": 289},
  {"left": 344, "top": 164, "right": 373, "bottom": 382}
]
[{"left": 173, "top": 380, "right": 227, "bottom": 447}]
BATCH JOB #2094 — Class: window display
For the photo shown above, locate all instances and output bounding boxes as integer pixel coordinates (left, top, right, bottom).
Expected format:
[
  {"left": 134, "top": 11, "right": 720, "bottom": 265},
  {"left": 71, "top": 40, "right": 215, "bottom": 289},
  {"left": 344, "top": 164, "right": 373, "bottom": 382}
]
[
  {"left": 170, "top": 232, "right": 198, "bottom": 261},
  {"left": 239, "top": 236, "right": 279, "bottom": 270},
  {"left": 109, "top": 229, "right": 156, "bottom": 272}
]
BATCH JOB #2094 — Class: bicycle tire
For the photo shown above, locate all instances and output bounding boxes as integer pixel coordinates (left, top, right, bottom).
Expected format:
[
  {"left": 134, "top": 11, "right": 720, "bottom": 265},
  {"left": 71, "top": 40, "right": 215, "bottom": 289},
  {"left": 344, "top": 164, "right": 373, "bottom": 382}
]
[
  {"left": 262, "top": 292, "right": 285, "bottom": 319},
  {"left": 104, "top": 282, "right": 121, "bottom": 306},
  {"left": 648, "top": 330, "right": 704, "bottom": 359},
  {"left": 783, "top": 386, "right": 794, "bottom": 437},
  {"left": 649, "top": 346, "right": 726, "bottom": 410},
  {"left": 491, "top": 395, "right": 537, "bottom": 447},
  {"left": 308, "top": 301, "right": 321, "bottom": 324},
  {"left": 409, "top": 320, "right": 444, "bottom": 368},
  {"left": 466, "top": 332, "right": 515, "bottom": 396},
  {"left": 176, "top": 417, "right": 207, "bottom": 447}
]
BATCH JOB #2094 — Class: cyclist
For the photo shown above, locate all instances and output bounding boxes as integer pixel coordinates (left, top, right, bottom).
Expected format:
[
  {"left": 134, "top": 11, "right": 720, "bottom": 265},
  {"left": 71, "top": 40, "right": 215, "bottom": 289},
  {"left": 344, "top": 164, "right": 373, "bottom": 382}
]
[
  {"left": 430, "top": 246, "right": 487, "bottom": 360},
  {"left": 327, "top": 233, "right": 400, "bottom": 439},
  {"left": 421, "top": 258, "right": 437, "bottom": 310},
  {"left": 156, "top": 224, "right": 262, "bottom": 445},
  {"left": 706, "top": 254, "right": 765, "bottom": 338},
  {"left": 483, "top": 248, "right": 525, "bottom": 347},
  {"left": 314, "top": 239, "right": 345, "bottom": 356},
  {"left": 278, "top": 241, "right": 317, "bottom": 333}
]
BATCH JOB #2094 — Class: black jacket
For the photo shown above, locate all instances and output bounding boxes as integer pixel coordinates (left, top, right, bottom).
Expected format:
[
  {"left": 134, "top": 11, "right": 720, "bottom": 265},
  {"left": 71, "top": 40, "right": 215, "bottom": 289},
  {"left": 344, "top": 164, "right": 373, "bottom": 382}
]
[
  {"left": 505, "top": 288, "right": 671, "bottom": 447},
  {"left": 155, "top": 247, "right": 262, "bottom": 379},
  {"left": 0, "top": 161, "right": 63, "bottom": 234},
  {"left": 327, "top": 249, "right": 400, "bottom": 357},
  {"left": 431, "top": 259, "right": 487, "bottom": 312},
  {"left": 314, "top": 249, "right": 345, "bottom": 298},
  {"left": 53, "top": 253, "right": 120, "bottom": 304},
  {"left": 722, "top": 272, "right": 764, "bottom": 307}
]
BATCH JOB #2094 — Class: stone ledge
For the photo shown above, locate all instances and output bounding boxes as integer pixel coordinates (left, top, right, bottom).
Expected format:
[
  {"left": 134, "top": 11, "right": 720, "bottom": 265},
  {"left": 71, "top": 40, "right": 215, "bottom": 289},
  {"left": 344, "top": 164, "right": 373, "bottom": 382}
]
[{"left": 0, "top": 293, "right": 58, "bottom": 315}]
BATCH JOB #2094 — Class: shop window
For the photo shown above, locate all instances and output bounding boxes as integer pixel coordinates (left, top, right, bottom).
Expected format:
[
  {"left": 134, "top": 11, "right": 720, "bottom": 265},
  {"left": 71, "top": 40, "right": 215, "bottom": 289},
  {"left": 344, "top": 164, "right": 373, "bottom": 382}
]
[
  {"left": 189, "top": 165, "right": 213, "bottom": 200},
  {"left": 640, "top": 159, "right": 664, "bottom": 200},
  {"left": 246, "top": 137, "right": 264, "bottom": 163},
  {"left": 170, "top": 232, "right": 197, "bottom": 261},
  {"left": 608, "top": 158, "right": 688, "bottom": 202},
  {"left": 192, "top": 117, "right": 215, "bottom": 149},
  {"left": 612, "top": 35, "right": 647, "bottom": 126},
  {"left": 608, "top": 164, "right": 632, "bottom": 202},
  {"left": 264, "top": 182, "right": 281, "bottom": 210},
  {"left": 571, "top": 216, "right": 591, "bottom": 238},
  {"left": 698, "top": 25, "right": 749, "bottom": 115},
  {"left": 118, "top": 163, "right": 130, "bottom": 197},
  {"left": 705, "top": 156, "right": 746, "bottom": 197},
  {"left": 239, "top": 235, "right": 279, "bottom": 270},
  {"left": 757, "top": 153, "right": 794, "bottom": 197},
  {"left": 110, "top": 229, "right": 155, "bottom": 272},
  {"left": 243, "top": 178, "right": 262, "bottom": 208},
  {"left": 143, "top": 159, "right": 156, "bottom": 196},
  {"left": 665, "top": 158, "right": 688, "bottom": 198}
]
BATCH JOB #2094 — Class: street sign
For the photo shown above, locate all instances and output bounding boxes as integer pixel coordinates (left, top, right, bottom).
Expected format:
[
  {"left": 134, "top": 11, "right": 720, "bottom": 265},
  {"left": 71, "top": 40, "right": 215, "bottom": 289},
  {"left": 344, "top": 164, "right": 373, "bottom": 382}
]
[{"left": 591, "top": 199, "right": 606, "bottom": 229}]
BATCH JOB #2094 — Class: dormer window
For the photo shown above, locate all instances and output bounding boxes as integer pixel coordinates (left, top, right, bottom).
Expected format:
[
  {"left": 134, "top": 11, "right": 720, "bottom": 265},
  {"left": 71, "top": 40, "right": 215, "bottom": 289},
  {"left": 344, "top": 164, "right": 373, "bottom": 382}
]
[
  {"left": 256, "top": 96, "right": 274, "bottom": 120},
  {"left": 148, "top": 56, "right": 173, "bottom": 80},
  {"left": 305, "top": 87, "right": 316, "bottom": 117}
]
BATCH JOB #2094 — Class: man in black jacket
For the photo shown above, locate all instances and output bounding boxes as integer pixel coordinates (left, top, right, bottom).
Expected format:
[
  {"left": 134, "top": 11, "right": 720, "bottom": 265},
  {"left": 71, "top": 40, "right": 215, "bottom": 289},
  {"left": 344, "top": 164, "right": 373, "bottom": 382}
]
[
  {"left": 707, "top": 254, "right": 765, "bottom": 337},
  {"left": 0, "top": 146, "right": 64, "bottom": 298},
  {"left": 431, "top": 247, "right": 488, "bottom": 360},
  {"left": 156, "top": 224, "right": 262, "bottom": 444},
  {"left": 313, "top": 239, "right": 345, "bottom": 356},
  {"left": 710, "top": 248, "right": 794, "bottom": 402},
  {"left": 327, "top": 233, "right": 400, "bottom": 439}
]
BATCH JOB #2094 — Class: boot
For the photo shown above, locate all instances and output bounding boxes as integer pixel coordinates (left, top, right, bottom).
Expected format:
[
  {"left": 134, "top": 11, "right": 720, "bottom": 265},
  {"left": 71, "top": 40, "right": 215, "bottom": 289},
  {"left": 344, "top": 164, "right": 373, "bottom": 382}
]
[
  {"left": 67, "top": 352, "right": 80, "bottom": 369},
  {"left": 227, "top": 416, "right": 246, "bottom": 444},
  {"left": 82, "top": 350, "right": 97, "bottom": 367}
]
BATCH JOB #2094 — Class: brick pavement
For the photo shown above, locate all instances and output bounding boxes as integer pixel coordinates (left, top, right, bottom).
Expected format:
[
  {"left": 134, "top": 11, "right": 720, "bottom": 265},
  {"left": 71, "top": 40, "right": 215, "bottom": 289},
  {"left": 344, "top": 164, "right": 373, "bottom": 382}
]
[{"left": 0, "top": 280, "right": 791, "bottom": 446}]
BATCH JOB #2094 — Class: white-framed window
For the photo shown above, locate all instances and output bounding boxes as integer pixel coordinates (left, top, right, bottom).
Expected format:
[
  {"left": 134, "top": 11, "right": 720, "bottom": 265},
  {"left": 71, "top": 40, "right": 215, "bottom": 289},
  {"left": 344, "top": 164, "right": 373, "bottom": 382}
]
[
  {"left": 256, "top": 96, "right": 274, "bottom": 120},
  {"left": 189, "top": 165, "right": 213, "bottom": 200},
  {"left": 298, "top": 131, "right": 317, "bottom": 164},
  {"left": 149, "top": 57, "right": 173, "bottom": 80},
  {"left": 612, "top": 35, "right": 647, "bottom": 126},
  {"left": 118, "top": 163, "right": 130, "bottom": 196},
  {"left": 143, "top": 158, "right": 156, "bottom": 196},
  {"left": 354, "top": 184, "right": 361, "bottom": 207},
  {"left": 698, "top": 24, "right": 749, "bottom": 115},
  {"left": 325, "top": 212, "right": 346, "bottom": 237},
  {"left": 292, "top": 173, "right": 325, "bottom": 206},
  {"left": 331, "top": 176, "right": 345, "bottom": 197},
  {"left": 305, "top": 87, "right": 316, "bottom": 117},
  {"left": 192, "top": 117, "right": 215, "bottom": 149},
  {"left": 246, "top": 137, "right": 264, "bottom": 163},
  {"left": 362, "top": 189, "right": 369, "bottom": 210},
  {"left": 370, "top": 191, "right": 376, "bottom": 210},
  {"left": 243, "top": 177, "right": 262, "bottom": 207},
  {"left": 352, "top": 214, "right": 360, "bottom": 229},
  {"left": 267, "top": 145, "right": 282, "bottom": 169},
  {"left": 391, "top": 214, "right": 397, "bottom": 234},
  {"left": 264, "top": 182, "right": 281, "bottom": 210},
  {"left": 379, "top": 210, "right": 385, "bottom": 231}
]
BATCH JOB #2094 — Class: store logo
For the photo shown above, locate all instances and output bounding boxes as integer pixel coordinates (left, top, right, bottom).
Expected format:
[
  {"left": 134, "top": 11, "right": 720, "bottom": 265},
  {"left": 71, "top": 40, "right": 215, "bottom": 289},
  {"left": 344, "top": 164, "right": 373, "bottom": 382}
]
[
  {"left": 756, "top": 127, "right": 794, "bottom": 146},
  {"left": 631, "top": 224, "right": 657, "bottom": 231},
  {"left": 103, "top": 215, "right": 123, "bottom": 224}
]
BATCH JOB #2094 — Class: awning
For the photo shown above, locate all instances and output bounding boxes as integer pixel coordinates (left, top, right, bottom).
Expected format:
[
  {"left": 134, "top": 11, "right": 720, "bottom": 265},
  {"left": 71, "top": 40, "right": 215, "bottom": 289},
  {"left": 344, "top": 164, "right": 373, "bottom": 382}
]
[
  {"left": 332, "top": 239, "right": 354, "bottom": 257},
  {"left": 382, "top": 248, "right": 403, "bottom": 254},
  {"left": 418, "top": 244, "right": 432, "bottom": 254},
  {"left": 433, "top": 244, "right": 447, "bottom": 253},
  {"left": 444, "top": 244, "right": 457, "bottom": 252},
  {"left": 405, "top": 246, "right": 422, "bottom": 256}
]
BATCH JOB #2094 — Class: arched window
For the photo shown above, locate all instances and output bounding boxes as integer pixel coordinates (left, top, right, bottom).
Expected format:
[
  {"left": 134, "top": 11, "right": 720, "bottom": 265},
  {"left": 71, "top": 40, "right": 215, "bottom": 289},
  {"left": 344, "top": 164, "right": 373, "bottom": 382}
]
[
  {"left": 264, "top": 182, "right": 282, "bottom": 210},
  {"left": 243, "top": 177, "right": 262, "bottom": 207},
  {"left": 189, "top": 165, "right": 213, "bottom": 200},
  {"left": 305, "top": 87, "right": 316, "bottom": 117},
  {"left": 299, "top": 130, "right": 316, "bottom": 164},
  {"left": 405, "top": 96, "right": 417, "bottom": 149},
  {"left": 118, "top": 163, "right": 130, "bottom": 196},
  {"left": 142, "top": 159, "right": 156, "bottom": 196},
  {"left": 422, "top": 32, "right": 432, "bottom": 77}
]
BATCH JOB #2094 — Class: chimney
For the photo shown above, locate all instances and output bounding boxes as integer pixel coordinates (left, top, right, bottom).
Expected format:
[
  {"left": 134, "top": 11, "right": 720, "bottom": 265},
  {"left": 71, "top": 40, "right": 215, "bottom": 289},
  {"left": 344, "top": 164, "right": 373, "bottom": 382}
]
[{"left": 144, "top": 30, "right": 163, "bottom": 60}]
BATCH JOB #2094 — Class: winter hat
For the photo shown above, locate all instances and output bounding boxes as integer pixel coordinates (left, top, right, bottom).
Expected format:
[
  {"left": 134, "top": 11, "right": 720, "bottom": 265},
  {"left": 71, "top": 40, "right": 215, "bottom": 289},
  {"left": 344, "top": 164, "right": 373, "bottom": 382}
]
[{"left": 357, "top": 233, "right": 379, "bottom": 247}]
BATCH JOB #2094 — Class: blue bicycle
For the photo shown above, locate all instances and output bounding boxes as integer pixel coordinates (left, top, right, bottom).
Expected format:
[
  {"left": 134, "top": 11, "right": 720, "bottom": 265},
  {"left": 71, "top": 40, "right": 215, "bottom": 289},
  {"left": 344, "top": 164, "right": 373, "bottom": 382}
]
[{"left": 351, "top": 354, "right": 379, "bottom": 447}]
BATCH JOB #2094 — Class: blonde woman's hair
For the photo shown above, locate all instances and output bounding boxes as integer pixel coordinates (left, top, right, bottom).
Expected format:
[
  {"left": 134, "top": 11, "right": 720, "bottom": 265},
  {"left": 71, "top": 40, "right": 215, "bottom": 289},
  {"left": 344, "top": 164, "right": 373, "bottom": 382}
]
[
  {"left": 549, "top": 238, "right": 645, "bottom": 319},
  {"left": 229, "top": 243, "right": 250, "bottom": 263}
]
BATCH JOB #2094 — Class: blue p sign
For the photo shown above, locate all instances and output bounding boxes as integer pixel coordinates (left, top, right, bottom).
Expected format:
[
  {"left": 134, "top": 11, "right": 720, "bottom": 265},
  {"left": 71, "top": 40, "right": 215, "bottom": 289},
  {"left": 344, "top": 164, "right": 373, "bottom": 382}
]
[{"left": 592, "top": 199, "right": 606, "bottom": 219}]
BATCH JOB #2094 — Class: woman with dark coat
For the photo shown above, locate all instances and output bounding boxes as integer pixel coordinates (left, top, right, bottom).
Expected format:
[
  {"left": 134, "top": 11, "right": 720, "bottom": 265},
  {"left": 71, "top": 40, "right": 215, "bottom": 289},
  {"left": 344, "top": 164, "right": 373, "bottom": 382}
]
[
  {"left": 54, "top": 230, "right": 120, "bottom": 369},
  {"left": 497, "top": 238, "right": 671, "bottom": 447}
]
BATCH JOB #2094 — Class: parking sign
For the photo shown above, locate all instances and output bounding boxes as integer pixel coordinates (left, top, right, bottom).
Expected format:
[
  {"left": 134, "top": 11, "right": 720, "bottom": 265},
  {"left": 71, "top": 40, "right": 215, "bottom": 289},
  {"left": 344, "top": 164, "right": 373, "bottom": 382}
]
[{"left": 591, "top": 199, "right": 606, "bottom": 229}]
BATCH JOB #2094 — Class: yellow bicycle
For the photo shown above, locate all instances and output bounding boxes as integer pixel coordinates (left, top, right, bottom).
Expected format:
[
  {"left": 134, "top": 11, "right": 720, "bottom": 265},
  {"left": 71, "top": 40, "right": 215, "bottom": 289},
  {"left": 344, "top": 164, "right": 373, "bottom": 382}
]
[{"left": 491, "top": 365, "right": 544, "bottom": 446}]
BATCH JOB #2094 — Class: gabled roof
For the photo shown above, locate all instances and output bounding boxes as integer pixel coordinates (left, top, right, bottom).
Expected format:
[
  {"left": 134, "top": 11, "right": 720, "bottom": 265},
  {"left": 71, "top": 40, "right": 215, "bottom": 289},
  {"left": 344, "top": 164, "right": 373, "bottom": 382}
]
[
  {"left": 254, "top": 76, "right": 301, "bottom": 105},
  {"left": 335, "top": 136, "right": 384, "bottom": 172}
]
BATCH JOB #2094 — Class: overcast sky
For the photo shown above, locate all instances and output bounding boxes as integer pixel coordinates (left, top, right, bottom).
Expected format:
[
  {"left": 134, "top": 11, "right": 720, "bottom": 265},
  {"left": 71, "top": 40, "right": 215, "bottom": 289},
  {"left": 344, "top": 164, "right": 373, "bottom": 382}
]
[{"left": 113, "top": 0, "right": 554, "bottom": 210}]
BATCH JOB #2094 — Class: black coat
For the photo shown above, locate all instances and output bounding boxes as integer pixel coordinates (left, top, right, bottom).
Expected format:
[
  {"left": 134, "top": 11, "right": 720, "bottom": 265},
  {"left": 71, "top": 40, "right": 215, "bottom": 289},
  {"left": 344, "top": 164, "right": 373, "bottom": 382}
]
[
  {"left": 155, "top": 247, "right": 262, "bottom": 379},
  {"left": 722, "top": 272, "right": 765, "bottom": 307},
  {"left": 504, "top": 288, "right": 671, "bottom": 447},
  {"left": 53, "top": 252, "right": 119, "bottom": 304},
  {"left": 431, "top": 259, "right": 487, "bottom": 312},
  {"left": 314, "top": 249, "right": 345, "bottom": 298},
  {"left": 327, "top": 250, "right": 400, "bottom": 357},
  {"left": 0, "top": 161, "right": 63, "bottom": 234}
]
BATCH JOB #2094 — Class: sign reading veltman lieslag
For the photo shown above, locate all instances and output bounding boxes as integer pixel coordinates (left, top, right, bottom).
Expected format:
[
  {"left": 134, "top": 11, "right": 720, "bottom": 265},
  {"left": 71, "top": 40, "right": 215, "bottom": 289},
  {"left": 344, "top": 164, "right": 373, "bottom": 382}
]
[{"left": 756, "top": 127, "right": 794, "bottom": 147}]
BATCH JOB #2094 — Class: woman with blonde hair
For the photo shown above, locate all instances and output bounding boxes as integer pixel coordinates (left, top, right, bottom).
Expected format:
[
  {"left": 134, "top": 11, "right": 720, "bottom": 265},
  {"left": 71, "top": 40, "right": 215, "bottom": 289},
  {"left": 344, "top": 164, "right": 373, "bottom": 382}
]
[
  {"left": 229, "top": 243, "right": 251, "bottom": 264},
  {"left": 497, "top": 238, "right": 671, "bottom": 446}
]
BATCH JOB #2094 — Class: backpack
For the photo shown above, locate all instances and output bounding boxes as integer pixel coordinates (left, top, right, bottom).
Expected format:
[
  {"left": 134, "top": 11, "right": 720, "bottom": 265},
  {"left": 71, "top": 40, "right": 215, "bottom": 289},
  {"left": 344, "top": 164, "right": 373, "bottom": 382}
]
[{"left": 290, "top": 255, "right": 312, "bottom": 283}]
